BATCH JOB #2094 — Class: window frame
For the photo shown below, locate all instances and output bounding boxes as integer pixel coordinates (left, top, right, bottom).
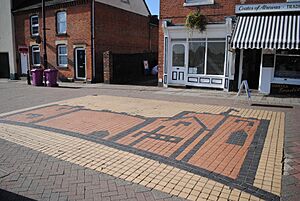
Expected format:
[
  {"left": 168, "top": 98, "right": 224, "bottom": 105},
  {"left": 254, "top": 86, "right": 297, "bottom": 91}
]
[
  {"left": 188, "top": 38, "right": 226, "bottom": 76},
  {"left": 30, "top": 15, "right": 39, "bottom": 36},
  {"left": 31, "top": 45, "right": 41, "bottom": 67},
  {"left": 56, "top": 11, "right": 67, "bottom": 34},
  {"left": 57, "top": 44, "right": 68, "bottom": 67}
]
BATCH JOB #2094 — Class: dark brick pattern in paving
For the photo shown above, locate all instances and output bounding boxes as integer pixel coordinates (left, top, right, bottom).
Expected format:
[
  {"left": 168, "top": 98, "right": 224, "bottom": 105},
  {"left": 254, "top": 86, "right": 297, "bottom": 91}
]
[
  {"left": 0, "top": 139, "right": 185, "bottom": 201},
  {"left": 0, "top": 106, "right": 279, "bottom": 200},
  {"left": 1, "top": 81, "right": 298, "bottom": 200}
]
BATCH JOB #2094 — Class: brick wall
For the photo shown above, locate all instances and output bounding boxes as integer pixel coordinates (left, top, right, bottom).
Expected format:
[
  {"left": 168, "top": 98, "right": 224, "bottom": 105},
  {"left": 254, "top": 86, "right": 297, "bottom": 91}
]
[
  {"left": 158, "top": 0, "right": 286, "bottom": 83},
  {"left": 14, "top": 0, "right": 92, "bottom": 81},
  {"left": 93, "top": 2, "right": 152, "bottom": 82},
  {"left": 150, "top": 24, "right": 159, "bottom": 53},
  {"left": 14, "top": 1, "right": 157, "bottom": 83}
]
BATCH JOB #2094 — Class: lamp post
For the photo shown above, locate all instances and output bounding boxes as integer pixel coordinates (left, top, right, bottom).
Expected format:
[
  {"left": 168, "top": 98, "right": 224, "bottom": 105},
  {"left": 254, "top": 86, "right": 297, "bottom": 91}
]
[{"left": 42, "top": 0, "right": 48, "bottom": 70}]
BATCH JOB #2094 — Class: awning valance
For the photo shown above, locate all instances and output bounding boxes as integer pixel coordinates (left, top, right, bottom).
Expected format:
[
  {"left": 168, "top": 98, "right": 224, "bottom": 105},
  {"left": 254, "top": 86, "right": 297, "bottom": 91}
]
[{"left": 231, "top": 15, "right": 300, "bottom": 49}]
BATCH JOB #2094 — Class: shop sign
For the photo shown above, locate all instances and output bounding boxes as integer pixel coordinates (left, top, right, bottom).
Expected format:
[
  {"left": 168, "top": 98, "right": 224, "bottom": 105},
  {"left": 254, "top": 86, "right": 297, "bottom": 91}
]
[
  {"left": 236, "top": 2, "right": 300, "bottom": 14},
  {"left": 271, "top": 84, "right": 300, "bottom": 96}
]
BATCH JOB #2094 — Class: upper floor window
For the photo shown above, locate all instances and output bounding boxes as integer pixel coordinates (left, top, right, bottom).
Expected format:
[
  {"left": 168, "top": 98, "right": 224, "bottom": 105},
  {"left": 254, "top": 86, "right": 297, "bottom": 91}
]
[
  {"left": 184, "top": 0, "right": 214, "bottom": 6},
  {"left": 31, "top": 45, "right": 41, "bottom": 66},
  {"left": 57, "top": 11, "right": 67, "bottom": 34},
  {"left": 30, "top": 15, "right": 39, "bottom": 36}
]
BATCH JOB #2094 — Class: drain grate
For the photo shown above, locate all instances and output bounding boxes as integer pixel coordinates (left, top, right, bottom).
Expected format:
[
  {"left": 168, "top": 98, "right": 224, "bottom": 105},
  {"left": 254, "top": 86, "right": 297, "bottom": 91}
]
[{"left": 251, "top": 103, "right": 293, "bottom": 109}]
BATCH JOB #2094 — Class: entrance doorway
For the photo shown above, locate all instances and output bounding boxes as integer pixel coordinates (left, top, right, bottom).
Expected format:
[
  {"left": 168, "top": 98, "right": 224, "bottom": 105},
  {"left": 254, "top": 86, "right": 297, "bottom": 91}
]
[
  {"left": 241, "top": 50, "right": 261, "bottom": 89},
  {"left": 0, "top": 53, "right": 10, "bottom": 78},
  {"left": 20, "top": 53, "right": 29, "bottom": 75},
  {"left": 75, "top": 48, "right": 86, "bottom": 79},
  {"left": 169, "top": 43, "right": 187, "bottom": 85}
]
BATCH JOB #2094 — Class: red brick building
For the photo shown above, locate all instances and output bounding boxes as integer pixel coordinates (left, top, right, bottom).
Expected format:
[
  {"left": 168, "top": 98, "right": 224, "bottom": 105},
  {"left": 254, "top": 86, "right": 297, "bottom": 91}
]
[
  {"left": 13, "top": 0, "right": 158, "bottom": 82},
  {"left": 159, "top": 0, "right": 300, "bottom": 95}
]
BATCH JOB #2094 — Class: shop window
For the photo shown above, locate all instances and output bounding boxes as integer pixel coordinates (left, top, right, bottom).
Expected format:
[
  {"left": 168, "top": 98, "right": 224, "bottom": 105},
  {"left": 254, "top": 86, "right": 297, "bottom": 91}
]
[
  {"left": 188, "top": 40, "right": 225, "bottom": 76},
  {"left": 207, "top": 42, "right": 225, "bottom": 75},
  {"left": 57, "top": 11, "right": 67, "bottom": 34},
  {"left": 275, "top": 50, "right": 300, "bottom": 79},
  {"left": 30, "top": 15, "right": 39, "bottom": 36},
  {"left": 31, "top": 46, "right": 40, "bottom": 66},
  {"left": 188, "top": 42, "right": 205, "bottom": 74},
  {"left": 57, "top": 45, "right": 68, "bottom": 67},
  {"left": 172, "top": 44, "right": 185, "bottom": 67}
]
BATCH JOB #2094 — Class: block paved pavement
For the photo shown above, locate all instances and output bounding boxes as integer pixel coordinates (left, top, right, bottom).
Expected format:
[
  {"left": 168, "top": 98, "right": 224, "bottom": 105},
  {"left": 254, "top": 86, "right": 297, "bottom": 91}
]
[
  {"left": 281, "top": 107, "right": 300, "bottom": 201},
  {"left": 0, "top": 95, "right": 287, "bottom": 200},
  {"left": 0, "top": 138, "right": 183, "bottom": 201}
]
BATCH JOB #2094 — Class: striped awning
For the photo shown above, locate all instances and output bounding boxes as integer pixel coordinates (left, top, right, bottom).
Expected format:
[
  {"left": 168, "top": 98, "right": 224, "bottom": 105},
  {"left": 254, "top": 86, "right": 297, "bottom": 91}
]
[{"left": 231, "top": 15, "right": 300, "bottom": 49}]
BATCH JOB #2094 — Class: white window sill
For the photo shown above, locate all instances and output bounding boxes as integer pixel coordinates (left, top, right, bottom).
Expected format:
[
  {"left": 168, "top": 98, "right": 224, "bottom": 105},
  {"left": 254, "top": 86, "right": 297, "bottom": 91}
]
[
  {"left": 184, "top": 0, "right": 214, "bottom": 7},
  {"left": 58, "top": 65, "right": 68, "bottom": 68}
]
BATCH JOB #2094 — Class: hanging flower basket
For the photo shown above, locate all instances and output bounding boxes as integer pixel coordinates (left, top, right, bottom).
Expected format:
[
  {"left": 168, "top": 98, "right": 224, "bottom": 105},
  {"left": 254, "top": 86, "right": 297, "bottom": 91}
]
[{"left": 185, "top": 10, "right": 207, "bottom": 32}]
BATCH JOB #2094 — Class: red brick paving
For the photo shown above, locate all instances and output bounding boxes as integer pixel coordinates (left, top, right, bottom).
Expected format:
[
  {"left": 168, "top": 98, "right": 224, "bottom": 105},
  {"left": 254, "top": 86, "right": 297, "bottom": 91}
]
[
  {"left": 3, "top": 105, "right": 78, "bottom": 123},
  {"left": 2, "top": 106, "right": 263, "bottom": 180},
  {"left": 187, "top": 117, "right": 260, "bottom": 179},
  {"left": 37, "top": 110, "right": 145, "bottom": 139}
]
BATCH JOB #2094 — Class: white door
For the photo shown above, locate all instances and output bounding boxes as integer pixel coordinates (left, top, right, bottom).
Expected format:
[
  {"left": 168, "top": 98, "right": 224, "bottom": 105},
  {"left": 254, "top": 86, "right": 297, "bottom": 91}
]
[
  {"left": 169, "top": 43, "right": 187, "bottom": 85},
  {"left": 20, "top": 53, "right": 28, "bottom": 74}
]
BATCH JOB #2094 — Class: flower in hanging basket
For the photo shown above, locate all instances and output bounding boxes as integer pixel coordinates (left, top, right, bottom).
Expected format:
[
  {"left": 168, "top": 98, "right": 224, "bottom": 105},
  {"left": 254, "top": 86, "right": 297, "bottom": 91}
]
[{"left": 185, "top": 10, "right": 207, "bottom": 32}]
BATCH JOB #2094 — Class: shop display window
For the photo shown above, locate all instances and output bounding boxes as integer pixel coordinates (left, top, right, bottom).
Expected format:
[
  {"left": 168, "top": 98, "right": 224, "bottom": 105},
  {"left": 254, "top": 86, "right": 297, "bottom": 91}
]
[
  {"left": 275, "top": 50, "right": 300, "bottom": 79},
  {"left": 188, "top": 39, "right": 225, "bottom": 75},
  {"left": 188, "top": 42, "right": 205, "bottom": 74}
]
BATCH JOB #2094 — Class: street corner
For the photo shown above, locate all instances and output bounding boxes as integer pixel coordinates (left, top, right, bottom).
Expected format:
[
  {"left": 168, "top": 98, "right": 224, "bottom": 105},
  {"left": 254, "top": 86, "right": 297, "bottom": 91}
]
[{"left": 0, "top": 95, "right": 285, "bottom": 200}]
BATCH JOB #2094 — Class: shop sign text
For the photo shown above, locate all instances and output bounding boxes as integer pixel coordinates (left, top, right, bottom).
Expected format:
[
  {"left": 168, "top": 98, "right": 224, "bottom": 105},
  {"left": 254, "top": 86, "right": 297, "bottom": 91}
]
[{"left": 236, "top": 3, "right": 300, "bottom": 14}]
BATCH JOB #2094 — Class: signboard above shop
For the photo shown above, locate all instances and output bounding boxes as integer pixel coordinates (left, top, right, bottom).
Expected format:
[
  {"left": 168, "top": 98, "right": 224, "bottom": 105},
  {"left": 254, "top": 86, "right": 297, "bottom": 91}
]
[{"left": 236, "top": 2, "right": 300, "bottom": 14}]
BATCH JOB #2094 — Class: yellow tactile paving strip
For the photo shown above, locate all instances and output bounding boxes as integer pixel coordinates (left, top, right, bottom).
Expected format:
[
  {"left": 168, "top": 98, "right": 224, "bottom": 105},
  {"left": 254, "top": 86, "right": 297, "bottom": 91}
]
[{"left": 0, "top": 96, "right": 285, "bottom": 200}]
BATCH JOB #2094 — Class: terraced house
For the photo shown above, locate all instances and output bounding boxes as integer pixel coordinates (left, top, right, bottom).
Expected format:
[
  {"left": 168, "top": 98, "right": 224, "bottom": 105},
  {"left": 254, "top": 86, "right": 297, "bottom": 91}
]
[
  {"left": 159, "top": 0, "right": 300, "bottom": 95},
  {"left": 12, "top": 0, "right": 157, "bottom": 83}
]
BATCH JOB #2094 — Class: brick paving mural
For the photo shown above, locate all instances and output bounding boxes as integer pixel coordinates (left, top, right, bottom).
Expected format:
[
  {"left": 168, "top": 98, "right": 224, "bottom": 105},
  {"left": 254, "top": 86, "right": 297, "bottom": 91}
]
[{"left": 0, "top": 96, "right": 285, "bottom": 201}]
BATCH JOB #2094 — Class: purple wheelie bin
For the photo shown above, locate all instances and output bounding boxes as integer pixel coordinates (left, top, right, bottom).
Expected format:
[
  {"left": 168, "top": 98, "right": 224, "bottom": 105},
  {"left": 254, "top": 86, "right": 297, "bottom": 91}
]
[
  {"left": 44, "top": 69, "right": 59, "bottom": 87},
  {"left": 31, "top": 68, "right": 44, "bottom": 86}
]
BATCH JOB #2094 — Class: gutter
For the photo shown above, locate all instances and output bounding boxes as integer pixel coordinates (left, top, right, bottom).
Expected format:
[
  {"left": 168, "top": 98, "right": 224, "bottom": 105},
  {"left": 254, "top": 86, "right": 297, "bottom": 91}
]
[{"left": 12, "top": 0, "right": 76, "bottom": 13}]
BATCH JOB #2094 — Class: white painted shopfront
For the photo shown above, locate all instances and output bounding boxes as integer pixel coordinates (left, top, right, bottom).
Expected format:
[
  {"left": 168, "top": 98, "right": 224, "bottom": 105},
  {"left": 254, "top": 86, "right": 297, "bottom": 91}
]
[
  {"left": 162, "top": 2, "right": 300, "bottom": 96},
  {"left": 162, "top": 18, "right": 234, "bottom": 90}
]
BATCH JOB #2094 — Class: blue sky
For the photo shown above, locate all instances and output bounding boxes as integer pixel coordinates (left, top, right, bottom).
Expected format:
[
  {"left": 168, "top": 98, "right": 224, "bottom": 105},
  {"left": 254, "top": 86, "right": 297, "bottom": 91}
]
[{"left": 145, "top": 0, "right": 159, "bottom": 16}]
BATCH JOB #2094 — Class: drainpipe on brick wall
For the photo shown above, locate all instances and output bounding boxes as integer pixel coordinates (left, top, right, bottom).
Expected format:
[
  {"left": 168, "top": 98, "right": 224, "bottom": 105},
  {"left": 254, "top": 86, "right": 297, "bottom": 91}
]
[
  {"left": 91, "top": 0, "right": 95, "bottom": 82},
  {"left": 148, "top": 16, "right": 151, "bottom": 52},
  {"left": 42, "top": 0, "right": 48, "bottom": 70}
]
